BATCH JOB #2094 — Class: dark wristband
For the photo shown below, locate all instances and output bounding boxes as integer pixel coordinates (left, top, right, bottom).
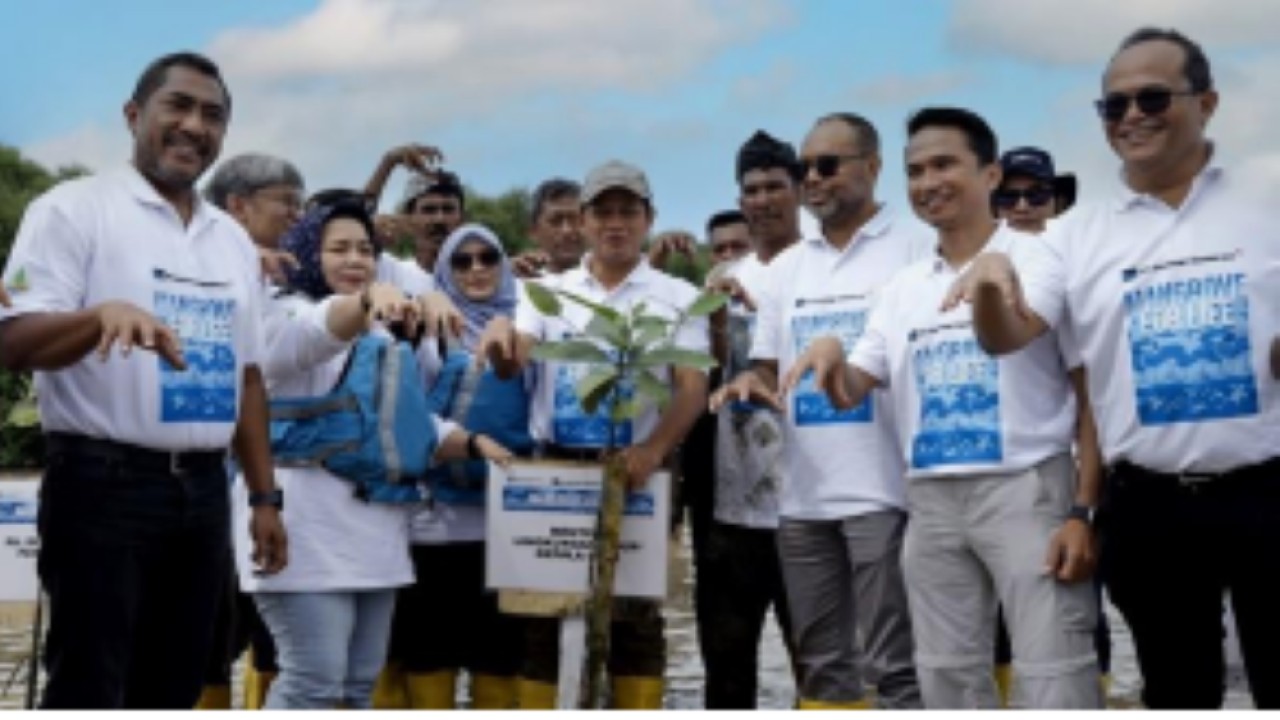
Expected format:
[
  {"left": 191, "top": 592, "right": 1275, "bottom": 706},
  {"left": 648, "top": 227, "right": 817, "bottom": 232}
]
[
  {"left": 467, "top": 433, "right": 483, "bottom": 460},
  {"left": 249, "top": 489, "right": 284, "bottom": 510}
]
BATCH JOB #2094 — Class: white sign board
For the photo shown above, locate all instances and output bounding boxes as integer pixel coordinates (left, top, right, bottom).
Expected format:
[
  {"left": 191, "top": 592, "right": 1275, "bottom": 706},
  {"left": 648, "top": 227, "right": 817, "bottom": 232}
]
[
  {"left": 486, "top": 461, "right": 669, "bottom": 599},
  {"left": 0, "top": 480, "right": 40, "bottom": 602}
]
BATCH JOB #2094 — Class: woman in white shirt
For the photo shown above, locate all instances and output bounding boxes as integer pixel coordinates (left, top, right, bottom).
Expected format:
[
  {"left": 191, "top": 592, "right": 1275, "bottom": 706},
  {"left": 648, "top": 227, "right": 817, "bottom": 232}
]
[
  {"left": 378, "top": 223, "right": 531, "bottom": 709},
  {"left": 232, "top": 201, "right": 511, "bottom": 709}
]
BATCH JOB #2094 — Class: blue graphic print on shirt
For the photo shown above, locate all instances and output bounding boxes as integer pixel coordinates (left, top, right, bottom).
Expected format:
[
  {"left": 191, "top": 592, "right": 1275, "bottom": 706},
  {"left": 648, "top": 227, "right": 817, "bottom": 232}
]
[
  {"left": 154, "top": 288, "right": 237, "bottom": 423},
  {"left": 552, "top": 356, "right": 634, "bottom": 449},
  {"left": 791, "top": 309, "right": 872, "bottom": 426},
  {"left": 1123, "top": 267, "right": 1258, "bottom": 425},
  {"left": 910, "top": 330, "right": 1003, "bottom": 469}
]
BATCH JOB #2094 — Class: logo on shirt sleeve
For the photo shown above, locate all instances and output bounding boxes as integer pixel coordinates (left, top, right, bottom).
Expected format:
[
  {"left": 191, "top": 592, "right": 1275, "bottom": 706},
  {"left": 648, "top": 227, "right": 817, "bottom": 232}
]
[{"left": 3, "top": 267, "right": 30, "bottom": 295}]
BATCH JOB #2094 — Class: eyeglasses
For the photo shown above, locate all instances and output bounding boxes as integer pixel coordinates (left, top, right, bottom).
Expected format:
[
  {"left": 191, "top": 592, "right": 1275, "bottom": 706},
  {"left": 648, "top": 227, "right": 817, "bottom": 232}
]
[
  {"left": 1094, "top": 87, "right": 1199, "bottom": 122},
  {"left": 712, "top": 240, "right": 750, "bottom": 256},
  {"left": 797, "top": 153, "right": 867, "bottom": 179},
  {"left": 449, "top": 248, "right": 501, "bottom": 272},
  {"left": 993, "top": 186, "right": 1055, "bottom": 209}
]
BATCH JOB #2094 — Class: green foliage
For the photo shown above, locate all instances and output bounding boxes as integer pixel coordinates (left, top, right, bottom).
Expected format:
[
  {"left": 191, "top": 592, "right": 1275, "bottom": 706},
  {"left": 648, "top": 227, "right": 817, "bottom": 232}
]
[
  {"left": 465, "top": 186, "right": 533, "bottom": 256},
  {"left": 0, "top": 145, "right": 85, "bottom": 468},
  {"left": 526, "top": 282, "right": 722, "bottom": 440}
]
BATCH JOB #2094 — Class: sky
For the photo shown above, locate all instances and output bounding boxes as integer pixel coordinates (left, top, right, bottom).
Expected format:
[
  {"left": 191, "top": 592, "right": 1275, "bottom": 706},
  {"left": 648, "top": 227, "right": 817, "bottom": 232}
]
[{"left": 3, "top": 0, "right": 1280, "bottom": 239}]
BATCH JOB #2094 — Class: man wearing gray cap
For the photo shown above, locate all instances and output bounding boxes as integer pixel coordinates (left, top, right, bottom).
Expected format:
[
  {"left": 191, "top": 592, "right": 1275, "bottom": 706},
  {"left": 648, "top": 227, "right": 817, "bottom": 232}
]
[{"left": 480, "top": 160, "right": 710, "bottom": 708}]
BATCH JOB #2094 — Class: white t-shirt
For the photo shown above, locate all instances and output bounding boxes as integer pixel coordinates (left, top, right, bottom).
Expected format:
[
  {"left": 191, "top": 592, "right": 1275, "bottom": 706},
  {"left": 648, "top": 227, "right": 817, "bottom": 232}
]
[
  {"left": 516, "top": 258, "right": 709, "bottom": 449},
  {"left": 1021, "top": 163, "right": 1280, "bottom": 473},
  {"left": 851, "top": 226, "right": 1076, "bottom": 479},
  {"left": 714, "top": 252, "right": 784, "bottom": 529},
  {"left": 377, "top": 254, "right": 435, "bottom": 296},
  {"left": 749, "top": 206, "right": 929, "bottom": 520},
  {"left": 233, "top": 292, "right": 453, "bottom": 593},
  {"left": 0, "top": 166, "right": 264, "bottom": 451}
]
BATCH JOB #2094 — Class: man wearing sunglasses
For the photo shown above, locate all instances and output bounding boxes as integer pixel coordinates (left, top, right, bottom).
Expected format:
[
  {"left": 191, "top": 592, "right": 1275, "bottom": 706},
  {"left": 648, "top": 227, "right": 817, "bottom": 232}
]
[
  {"left": 712, "top": 114, "right": 926, "bottom": 709},
  {"left": 992, "top": 148, "right": 1077, "bottom": 234},
  {"left": 948, "top": 28, "right": 1280, "bottom": 709}
]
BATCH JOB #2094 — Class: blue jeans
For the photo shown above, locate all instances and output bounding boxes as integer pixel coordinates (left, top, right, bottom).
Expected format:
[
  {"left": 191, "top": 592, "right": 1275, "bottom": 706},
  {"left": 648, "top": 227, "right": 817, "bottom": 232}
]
[{"left": 255, "top": 590, "right": 398, "bottom": 709}]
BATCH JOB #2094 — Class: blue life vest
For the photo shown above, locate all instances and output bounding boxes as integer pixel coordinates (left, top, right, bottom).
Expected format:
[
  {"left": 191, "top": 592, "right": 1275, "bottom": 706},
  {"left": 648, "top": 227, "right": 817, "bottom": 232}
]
[
  {"left": 424, "top": 348, "right": 533, "bottom": 506},
  {"left": 268, "top": 334, "right": 437, "bottom": 504}
]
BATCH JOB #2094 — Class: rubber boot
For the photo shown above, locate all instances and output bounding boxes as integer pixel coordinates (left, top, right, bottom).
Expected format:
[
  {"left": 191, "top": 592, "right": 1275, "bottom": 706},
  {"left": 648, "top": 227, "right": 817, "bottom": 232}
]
[
  {"left": 1100, "top": 673, "right": 1112, "bottom": 699},
  {"left": 471, "top": 674, "right": 518, "bottom": 709},
  {"left": 243, "top": 666, "right": 277, "bottom": 710},
  {"left": 371, "top": 662, "right": 410, "bottom": 710},
  {"left": 194, "top": 684, "right": 232, "bottom": 709},
  {"left": 516, "top": 677, "right": 558, "bottom": 709},
  {"left": 994, "top": 663, "right": 1014, "bottom": 707},
  {"left": 798, "top": 697, "right": 875, "bottom": 710},
  {"left": 406, "top": 670, "right": 458, "bottom": 709},
  {"left": 611, "top": 675, "right": 664, "bottom": 709}
]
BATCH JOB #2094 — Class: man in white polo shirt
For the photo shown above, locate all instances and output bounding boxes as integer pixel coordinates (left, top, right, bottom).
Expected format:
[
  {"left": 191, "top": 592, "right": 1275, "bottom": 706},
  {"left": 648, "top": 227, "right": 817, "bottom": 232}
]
[
  {"left": 480, "top": 159, "right": 709, "bottom": 708},
  {"left": 783, "top": 108, "right": 1102, "bottom": 709},
  {"left": 946, "top": 28, "right": 1280, "bottom": 709},
  {"left": 712, "top": 113, "right": 924, "bottom": 709},
  {"left": 0, "top": 52, "right": 287, "bottom": 709}
]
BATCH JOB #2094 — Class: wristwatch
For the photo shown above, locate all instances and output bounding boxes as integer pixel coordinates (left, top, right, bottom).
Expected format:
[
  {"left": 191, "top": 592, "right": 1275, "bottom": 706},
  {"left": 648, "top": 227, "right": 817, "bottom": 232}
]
[
  {"left": 467, "top": 433, "right": 483, "bottom": 460},
  {"left": 1066, "top": 504, "right": 1095, "bottom": 526},
  {"left": 249, "top": 489, "right": 284, "bottom": 510}
]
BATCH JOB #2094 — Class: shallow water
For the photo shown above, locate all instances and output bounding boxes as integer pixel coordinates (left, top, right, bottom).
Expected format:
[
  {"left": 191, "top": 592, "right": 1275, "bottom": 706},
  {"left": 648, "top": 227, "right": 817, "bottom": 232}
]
[{"left": 0, "top": 526, "right": 1253, "bottom": 710}]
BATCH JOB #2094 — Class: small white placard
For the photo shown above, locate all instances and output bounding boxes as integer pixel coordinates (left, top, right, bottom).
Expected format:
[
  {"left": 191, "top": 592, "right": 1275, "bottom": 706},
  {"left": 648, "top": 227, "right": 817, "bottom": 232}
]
[
  {"left": 486, "top": 461, "right": 668, "bottom": 599},
  {"left": 0, "top": 479, "right": 40, "bottom": 602}
]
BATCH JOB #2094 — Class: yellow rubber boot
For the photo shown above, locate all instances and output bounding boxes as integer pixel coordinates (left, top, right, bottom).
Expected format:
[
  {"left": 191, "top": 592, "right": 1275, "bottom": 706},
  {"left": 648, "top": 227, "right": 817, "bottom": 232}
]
[
  {"left": 798, "top": 697, "right": 875, "bottom": 710},
  {"left": 515, "top": 677, "right": 558, "bottom": 709},
  {"left": 371, "top": 662, "right": 410, "bottom": 710},
  {"left": 1100, "top": 673, "right": 1112, "bottom": 699},
  {"left": 471, "top": 674, "right": 518, "bottom": 709},
  {"left": 242, "top": 666, "right": 277, "bottom": 711},
  {"left": 611, "top": 676, "right": 664, "bottom": 709},
  {"left": 406, "top": 670, "right": 458, "bottom": 709},
  {"left": 994, "top": 663, "right": 1014, "bottom": 707},
  {"left": 194, "top": 684, "right": 232, "bottom": 709}
]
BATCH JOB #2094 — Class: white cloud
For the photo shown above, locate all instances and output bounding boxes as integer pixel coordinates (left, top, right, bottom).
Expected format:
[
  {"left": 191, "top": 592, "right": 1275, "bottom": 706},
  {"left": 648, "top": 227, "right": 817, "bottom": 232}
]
[
  {"left": 21, "top": 0, "right": 788, "bottom": 201},
  {"left": 852, "top": 70, "right": 973, "bottom": 108},
  {"left": 948, "top": 0, "right": 1280, "bottom": 66}
]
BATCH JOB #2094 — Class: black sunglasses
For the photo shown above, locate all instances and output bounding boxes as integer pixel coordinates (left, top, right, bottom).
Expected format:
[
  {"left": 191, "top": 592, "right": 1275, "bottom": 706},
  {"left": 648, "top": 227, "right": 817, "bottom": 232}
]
[
  {"left": 1094, "top": 87, "right": 1198, "bottom": 122},
  {"left": 993, "top": 186, "right": 1055, "bottom": 209},
  {"left": 449, "top": 248, "right": 501, "bottom": 272},
  {"left": 797, "top": 153, "right": 866, "bottom": 179}
]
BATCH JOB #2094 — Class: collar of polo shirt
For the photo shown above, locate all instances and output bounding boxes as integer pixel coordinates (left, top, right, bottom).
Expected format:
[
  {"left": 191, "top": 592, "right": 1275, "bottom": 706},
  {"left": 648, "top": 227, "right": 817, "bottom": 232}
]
[
  {"left": 1113, "top": 145, "right": 1226, "bottom": 213},
  {"left": 121, "top": 164, "right": 223, "bottom": 232},
  {"left": 803, "top": 202, "right": 894, "bottom": 254}
]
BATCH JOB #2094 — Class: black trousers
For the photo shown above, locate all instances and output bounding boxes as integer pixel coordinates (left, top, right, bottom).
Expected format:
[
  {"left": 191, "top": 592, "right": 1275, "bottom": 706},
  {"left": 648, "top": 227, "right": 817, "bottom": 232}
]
[
  {"left": 38, "top": 435, "right": 230, "bottom": 709},
  {"left": 1100, "top": 460, "right": 1280, "bottom": 709},
  {"left": 389, "top": 542, "right": 523, "bottom": 675},
  {"left": 204, "top": 564, "right": 278, "bottom": 683},
  {"left": 694, "top": 520, "right": 793, "bottom": 708}
]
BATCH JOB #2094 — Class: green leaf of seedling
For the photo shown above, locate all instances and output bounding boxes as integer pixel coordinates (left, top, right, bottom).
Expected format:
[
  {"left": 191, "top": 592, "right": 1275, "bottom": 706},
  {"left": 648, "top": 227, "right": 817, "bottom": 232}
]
[
  {"left": 686, "top": 290, "right": 730, "bottom": 317},
  {"left": 634, "top": 369, "right": 671, "bottom": 411},
  {"left": 636, "top": 345, "right": 719, "bottom": 371},
  {"left": 577, "top": 369, "right": 619, "bottom": 415},
  {"left": 610, "top": 398, "right": 643, "bottom": 423},
  {"left": 531, "top": 341, "right": 612, "bottom": 364},
  {"left": 558, "top": 290, "right": 623, "bottom": 323},
  {"left": 524, "top": 282, "right": 562, "bottom": 316},
  {"left": 633, "top": 316, "right": 671, "bottom": 350},
  {"left": 584, "top": 313, "right": 628, "bottom": 348}
]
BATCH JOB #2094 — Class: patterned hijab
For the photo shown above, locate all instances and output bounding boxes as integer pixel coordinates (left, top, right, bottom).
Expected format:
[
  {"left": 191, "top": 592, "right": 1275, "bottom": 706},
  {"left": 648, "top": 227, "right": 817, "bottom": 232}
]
[
  {"left": 280, "top": 199, "right": 379, "bottom": 300},
  {"left": 432, "top": 223, "right": 517, "bottom": 349}
]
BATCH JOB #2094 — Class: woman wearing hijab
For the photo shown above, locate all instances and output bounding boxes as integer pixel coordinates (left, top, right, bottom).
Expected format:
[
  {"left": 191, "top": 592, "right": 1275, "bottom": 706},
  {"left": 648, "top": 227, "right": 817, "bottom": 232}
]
[
  {"left": 232, "top": 203, "right": 512, "bottom": 710},
  {"left": 375, "top": 223, "right": 532, "bottom": 709}
]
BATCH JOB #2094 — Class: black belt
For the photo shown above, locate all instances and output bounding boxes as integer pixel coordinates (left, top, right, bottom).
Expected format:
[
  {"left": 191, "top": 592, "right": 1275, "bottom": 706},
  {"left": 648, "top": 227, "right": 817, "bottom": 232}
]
[
  {"left": 44, "top": 432, "right": 226, "bottom": 476},
  {"left": 541, "top": 443, "right": 609, "bottom": 462},
  {"left": 1111, "top": 457, "right": 1280, "bottom": 489}
]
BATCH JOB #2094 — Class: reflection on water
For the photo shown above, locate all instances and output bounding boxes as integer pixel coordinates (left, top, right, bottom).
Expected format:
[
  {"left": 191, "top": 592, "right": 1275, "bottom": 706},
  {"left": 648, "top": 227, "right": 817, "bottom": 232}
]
[
  {"left": 659, "top": 526, "right": 1252, "bottom": 710},
  {"left": 0, "top": 527, "right": 1254, "bottom": 710}
]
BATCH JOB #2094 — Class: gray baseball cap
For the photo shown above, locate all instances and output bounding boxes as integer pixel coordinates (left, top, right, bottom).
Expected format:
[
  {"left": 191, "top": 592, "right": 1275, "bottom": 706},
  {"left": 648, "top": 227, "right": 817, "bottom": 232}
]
[{"left": 580, "top": 160, "right": 651, "bottom": 205}]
